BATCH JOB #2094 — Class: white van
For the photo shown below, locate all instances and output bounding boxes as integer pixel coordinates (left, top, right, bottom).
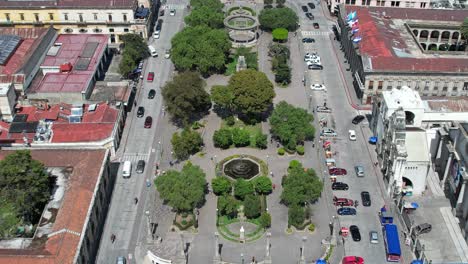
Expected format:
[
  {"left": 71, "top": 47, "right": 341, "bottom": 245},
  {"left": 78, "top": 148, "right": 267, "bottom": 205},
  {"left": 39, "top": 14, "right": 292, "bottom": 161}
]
[
  {"left": 148, "top": 45, "right": 158, "bottom": 57},
  {"left": 122, "top": 161, "right": 132, "bottom": 178}
]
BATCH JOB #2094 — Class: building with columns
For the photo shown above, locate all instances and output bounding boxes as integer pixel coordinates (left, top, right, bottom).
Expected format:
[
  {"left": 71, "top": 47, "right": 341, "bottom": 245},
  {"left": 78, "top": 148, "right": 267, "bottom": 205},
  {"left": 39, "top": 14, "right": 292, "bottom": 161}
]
[
  {"left": 328, "top": 0, "right": 430, "bottom": 14},
  {"left": 336, "top": 5, "right": 468, "bottom": 104}
]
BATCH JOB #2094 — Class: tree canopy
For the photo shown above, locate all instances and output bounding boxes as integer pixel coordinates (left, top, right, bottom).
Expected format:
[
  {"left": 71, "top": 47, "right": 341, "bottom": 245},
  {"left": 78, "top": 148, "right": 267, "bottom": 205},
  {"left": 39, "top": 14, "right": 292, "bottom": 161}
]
[
  {"left": 213, "top": 128, "right": 233, "bottom": 149},
  {"left": 190, "top": 0, "right": 224, "bottom": 11},
  {"left": 211, "top": 85, "right": 234, "bottom": 113},
  {"left": 218, "top": 194, "right": 239, "bottom": 218},
  {"left": 119, "top": 34, "right": 149, "bottom": 77},
  {"left": 259, "top": 8, "right": 298, "bottom": 31},
  {"left": 461, "top": 18, "right": 468, "bottom": 48},
  {"left": 171, "top": 128, "right": 204, "bottom": 160},
  {"left": 272, "top": 28, "right": 288, "bottom": 41},
  {"left": 253, "top": 176, "right": 272, "bottom": 194},
  {"left": 211, "top": 176, "right": 232, "bottom": 195},
  {"left": 243, "top": 194, "right": 261, "bottom": 219},
  {"left": 234, "top": 179, "right": 255, "bottom": 200},
  {"left": 269, "top": 101, "right": 315, "bottom": 150},
  {"left": 171, "top": 26, "right": 231, "bottom": 75},
  {"left": 162, "top": 71, "right": 211, "bottom": 125},
  {"left": 185, "top": 6, "right": 224, "bottom": 28},
  {"left": 155, "top": 162, "right": 207, "bottom": 212},
  {"left": 281, "top": 162, "right": 323, "bottom": 206}
]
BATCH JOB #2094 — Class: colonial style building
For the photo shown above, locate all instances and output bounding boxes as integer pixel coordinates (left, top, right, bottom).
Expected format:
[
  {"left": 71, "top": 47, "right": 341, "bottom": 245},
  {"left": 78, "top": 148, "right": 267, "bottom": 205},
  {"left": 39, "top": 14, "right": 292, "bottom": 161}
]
[
  {"left": 0, "top": 0, "right": 156, "bottom": 45},
  {"left": 328, "top": 0, "right": 430, "bottom": 14},
  {"left": 336, "top": 5, "right": 468, "bottom": 104}
]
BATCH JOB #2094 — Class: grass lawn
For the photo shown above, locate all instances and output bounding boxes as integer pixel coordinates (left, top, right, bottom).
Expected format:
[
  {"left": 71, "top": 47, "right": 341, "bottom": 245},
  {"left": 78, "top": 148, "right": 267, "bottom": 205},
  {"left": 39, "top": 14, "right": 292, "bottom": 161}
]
[{"left": 221, "top": 118, "right": 262, "bottom": 147}]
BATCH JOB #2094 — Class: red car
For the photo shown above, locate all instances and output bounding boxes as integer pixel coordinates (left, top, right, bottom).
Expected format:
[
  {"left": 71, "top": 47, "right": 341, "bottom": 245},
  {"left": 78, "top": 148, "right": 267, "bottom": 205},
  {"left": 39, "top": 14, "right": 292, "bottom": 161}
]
[
  {"left": 329, "top": 167, "right": 347, "bottom": 176},
  {"left": 342, "top": 256, "right": 364, "bottom": 264},
  {"left": 147, "top": 72, "right": 154, "bottom": 82},
  {"left": 144, "top": 116, "right": 152, "bottom": 128},
  {"left": 333, "top": 197, "right": 354, "bottom": 206}
]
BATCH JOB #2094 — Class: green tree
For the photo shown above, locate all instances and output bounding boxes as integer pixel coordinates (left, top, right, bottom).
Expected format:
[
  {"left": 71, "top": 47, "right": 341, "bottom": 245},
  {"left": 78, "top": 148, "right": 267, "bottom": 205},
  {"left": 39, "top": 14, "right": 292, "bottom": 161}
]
[
  {"left": 213, "top": 128, "right": 233, "bottom": 149},
  {"left": 264, "top": 0, "right": 273, "bottom": 4},
  {"left": 185, "top": 6, "right": 224, "bottom": 28},
  {"left": 0, "top": 199, "right": 20, "bottom": 238},
  {"left": 212, "top": 177, "right": 232, "bottom": 195},
  {"left": 268, "top": 43, "right": 290, "bottom": 58},
  {"left": 190, "top": 0, "right": 224, "bottom": 11},
  {"left": 155, "top": 162, "right": 206, "bottom": 212},
  {"left": 288, "top": 160, "right": 302, "bottom": 171},
  {"left": 281, "top": 162, "right": 323, "bottom": 206},
  {"left": 461, "top": 18, "right": 468, "bottom": 50},
  {"left": 0, "top": 150, "right": 50, "bottom": 225},
  {"left": 288, "top": 204, "right": 305, "bottom": 227},
  {"left": 244, "top": 194, "right": 261, "bottom": 219},
  {"left": 272, "top": 28, "right": 288, "bottom": 41},
  {"left": 228, "top": 69, "right": 275, "bottom": 120},
  {"left": 253, "top": 176, "right": 272, "bottom": 194},
  {"left": 231, "top": 128, "right": 251, "bottom": 147},
  {"left": 171, "top": 128, "right": 204, "bottom": 160},
  {"left": 211, "top": 85, "right": 235, "bottom": 112},
  {"left": 275, "top": 63, "right": 291, "bottom": 84},
  {"left": 218, "top": 194, "right": 240, "bottom": 218},
  {"left": 162, "top": 71, "right": 211, "bottom": 125},
  {"left": 259, "top": 212, "right": 272, "bottom": 228},
  {"left": 234, "top": 179, "right": 255, "bottom": 200},
  {"left": 270, "top": 101, "right": 315, "bottom": 149},
  {"left": 171, "top": 26, "right": 231, "bottom": 75},
  {"left": 259, "top": 8, "right": 298, "bottom": 31},
  {"left": 255, "top": 132, "right": 268, "bottom": 149},
  {"left": 119, "top": 34, "right": 150, "bottom": 76}
]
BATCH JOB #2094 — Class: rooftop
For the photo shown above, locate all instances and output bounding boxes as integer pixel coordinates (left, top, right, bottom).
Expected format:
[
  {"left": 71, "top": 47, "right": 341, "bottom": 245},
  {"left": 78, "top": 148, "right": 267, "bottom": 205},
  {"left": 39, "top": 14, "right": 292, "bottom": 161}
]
[
  {"left": 29, "top": 34, "right": 108, "bottom": 94},
  {"left": 343, "top": 6, "right": 468, "bottom": 73},
  {"left": 0, "top": 0, "right": 135, "bottom": 8},
  {"left": 423, "top": 98, "right": 468, "bottom": 113},
  {"left": 0, "top": 149, "right": 107, "bottom": 264},
  {"left": 405, "top": 129, "right": 430, "bottom": 162},
  {"left": 383, "top": 86, "right": 424, "bottom": 110}
]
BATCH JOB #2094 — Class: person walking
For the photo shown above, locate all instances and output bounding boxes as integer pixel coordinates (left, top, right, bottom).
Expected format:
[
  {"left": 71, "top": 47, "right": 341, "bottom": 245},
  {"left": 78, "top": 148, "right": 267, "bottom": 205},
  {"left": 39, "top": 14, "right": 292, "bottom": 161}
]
[
  {"left": 134, "top": 197, "right": 139, "bottom": 204},
  {"left": 111, "top": 234, "right": 116, "bottom": 243}
]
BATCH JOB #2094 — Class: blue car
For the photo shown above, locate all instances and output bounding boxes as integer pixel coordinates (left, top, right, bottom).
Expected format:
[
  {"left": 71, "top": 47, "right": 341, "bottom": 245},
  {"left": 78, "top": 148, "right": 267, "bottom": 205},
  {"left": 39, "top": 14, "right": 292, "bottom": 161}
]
[{"left": 337, "top": 207, "right": 357, "bottom": 215}]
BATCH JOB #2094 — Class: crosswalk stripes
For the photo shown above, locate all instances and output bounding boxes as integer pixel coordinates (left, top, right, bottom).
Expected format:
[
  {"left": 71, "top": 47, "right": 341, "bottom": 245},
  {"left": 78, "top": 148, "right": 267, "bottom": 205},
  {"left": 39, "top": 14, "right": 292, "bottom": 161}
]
[
  {"left": 119, "top": 153, "right": 150, "bottom": 163},
  {"left": 164, "top": 4, "right": 186, "bottom": 10}
]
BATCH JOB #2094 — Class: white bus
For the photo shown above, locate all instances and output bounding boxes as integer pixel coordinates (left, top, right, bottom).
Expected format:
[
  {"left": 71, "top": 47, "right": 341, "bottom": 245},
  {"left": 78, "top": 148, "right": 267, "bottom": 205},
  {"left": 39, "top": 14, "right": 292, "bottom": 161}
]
[{"left": 122, "top": 161, "right": 132, "bottom": 178}]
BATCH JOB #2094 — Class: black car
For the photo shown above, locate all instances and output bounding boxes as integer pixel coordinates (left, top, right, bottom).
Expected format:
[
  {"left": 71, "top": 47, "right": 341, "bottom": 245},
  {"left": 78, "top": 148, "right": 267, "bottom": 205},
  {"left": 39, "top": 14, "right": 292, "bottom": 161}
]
[
  {"left": 313, "top": 23, "right": 320, "bottom": 29},
  {"left": 332, "top": 182, "right": 349, "bottom": 190},
  {"left": 350, "top": 225, "right": 361, "bottom": 241},
  {"left": 301, "top": 5, "right": 308, "bottom": 12},
  {"left": 308, "top": 2, "right": 316, "bottom": 9},
  {"left": 148, "top": 89, "right": 156, "bottom": 99},
  {"left": 136, "top": 106, "right": 145, "bottom": 118},
  {"left": 306, "top": 13, "right": 314, "bottom": 20},
  {"left": 302, "top": 38, "right": 315, "bottom": 43},
  {"left": 136, "top": 160, "right": 146, "bottom": 174},
  {"left": 352, "top": 115, "right": 365, "bottom": 124},
  {"left": 308, "top": 64, "right": 323, "bottom": 70},
  {"left": 159, "top": 9, "right": 165, "bottom": 16},
  {"left": 361, "top": 191, "right": 371, "bottom": 206}
]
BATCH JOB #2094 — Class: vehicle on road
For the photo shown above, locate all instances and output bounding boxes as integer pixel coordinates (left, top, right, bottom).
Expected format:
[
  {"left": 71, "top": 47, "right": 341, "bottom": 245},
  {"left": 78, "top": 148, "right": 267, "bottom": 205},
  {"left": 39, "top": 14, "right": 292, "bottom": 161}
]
[
  {"left": 138, "top": 61, "right": 143, "bottom": 70},
  {"left": 164, "top": 49, "right": 171, "bottom": 59},
  {"left": 306, "top": 13, "right": 314, "bottom": 20},
  {"left": 354, "top": 165, "right": 365, "bottom": 177},
  {"left": 147, "top": 72, "right": 155, "bottom": 82},
  {"left": 349, "top": 129, "right": 356, "bottom": 141},
  {"left": 302, "top": 37, "right": 315, "bottom": 43},
  {"left": 301, "top": 5, "right": 308, "bottom": 12},
  {"left": 352, "top": 115, "right": 365, "bottom": 124},
  {"left": 415, "top": 223, "right": 432, "bottom": 235},
  {"left": 329, "top": 167, "right": 347, "bottom": 176},
  {"left": 148, "top": 89, "right": 156, "bottom": 99},
  {"left": 350, "top": 225, "right": 361, "bottom": 241},
  {"left": 148, "top": 46, "right": 158, "bottom": 57},
  {"left": 136, "top": 160, "right": 146, "bottom": 174},
  {"left": 332, "top": 182, "right": 349, "bottom": 190},
  {"left": 333, "top": 197, "right": 354, "bottom": 206},
  {"left": 337, "top": 207, "right": 356, "bottom": 215},
  {"left": 383, "top": 224, "right": 401, "bottom": 262},
  {"left": 137, "top": 106, "right": 145, "bottom": 118},
  {"left": 361, "top": 191, "right": 371, "bottom": 206},
  {"left": 308, "top": 64, "right": 323, "bottom": 70},
  {"left": 308, "top": 2, "right": 316, "bottom": 8},
  {"left": 370, "top": 230, "right": 379, "bottom": 244},
  {"left": 144, "top": 116, "right": 153, "bottom": 128},
  {"left": 321, "top": 128, "right": 337, "bottom": 137},
  {"left": 122, "top": 161, "right": 132, "bottom": 178},
  {"left": 342, "top": 256, "right": 364, "bottom": 264},
  {"left": 304, "top": 52, "right": 320, "bottom": 61},
  {"left": 170, "top": 9, "right": 176, "bottom": 16},
  {"left": 310, "top": 83, "right": 326, "bottom": 91},
  {"left": 117, "top": 256, "right": 127, "bottom": 264},
  {"left": 316, "top": 106, "right": 332, "bottom": 113},
  {"left": 313, "top": 23, "right": 320, "bottom": 29}
]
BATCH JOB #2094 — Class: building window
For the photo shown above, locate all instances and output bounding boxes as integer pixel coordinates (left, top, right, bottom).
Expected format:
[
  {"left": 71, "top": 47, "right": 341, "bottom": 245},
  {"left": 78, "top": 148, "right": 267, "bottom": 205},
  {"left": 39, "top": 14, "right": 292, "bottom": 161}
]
[
  {"left": 452, "top": 86, "right": 458, "bottom": 91},
  {"left": 422, "top": 93, "right": 428, "bottom": 96},
  {"left": 391, "top": 1, "right": 400, "bottom": 6},
  {"left": 108, "top": 14, "right": 112, "bottom": 22},
  {"left": 124, "top": 28, "right": 129, "bottom": 32},
  {"left": 5, "top": 13, "right": 10, "bottom": 22},
  {"left": 387, "top": 81, "right": 393, "bottom": 90},
  {"left": 361, "top": 0, "right": 365, "bottom": 4},
  {"left": 109, "top": 28, "right": 114, "bottom": 33},
  {"left": 420, "top": 2, "right": 426, "bottom": 7},
  {"left": 351, "top": 0, "right": 356, "bottom": 4},
  {"left": 345, "top": 0, "right": 350, "bottom": 4},
  {"left": 368, "top": 80, "right": 374, "bottom": 90},
  {"left": 442, "top": 83, "right": 448, "bottom": 91},
  {"left": 79, "top": 14, "right": 83, "bottom": 22},
  {"left": 34, "top": 13, "right": 39, "bottom": 22},
  {"left": 377, "top": 0, "right": 385, "bottom": 5},
  {"left": 48, "top": 13, "right": 54, "bottom": 20},
  {"left": 64, "top": 13, "right": 68, "bottom": 20},
  {"left": 123, "top": 14, "right": 127, "bottom": 22},
  {"left": 378, "top": 81, "right": 383, "bottom": 90},
  {"left": 463, "top": 82, "right": 468, "bottom": 90},
  {"left": 433, "top": 81, "right": 439, "bottom": 90},
  {"left": 93, "top": 13, "right": 98, "bottom": 20},
  {"left": 19, "top": 13, "right": 24, "bottom": 20},
  {"left": 424, "top": 81, "right": 430, "bottom": 90},
  {"left": 397, "top": 81, "right": 402, "bottom": 89}
]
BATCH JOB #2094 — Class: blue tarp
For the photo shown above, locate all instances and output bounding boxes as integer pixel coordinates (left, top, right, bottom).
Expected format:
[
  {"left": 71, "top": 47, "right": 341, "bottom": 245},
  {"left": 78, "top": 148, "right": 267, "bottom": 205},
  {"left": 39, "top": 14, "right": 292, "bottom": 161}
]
[
  {"left": 411, "top": 261, "right": 423, "bottom": 264},
  {"left": 135, "top": 7, "right": 149, "bottom": 18},
  {"left": 369, "top": 136, "right": 378, "bottom": 144},
  {"left": 384, "top": 224, "right": 401, "bottom": 257},
  {"left": 316, "top": 259, "right": 327, "bottom": 264}
]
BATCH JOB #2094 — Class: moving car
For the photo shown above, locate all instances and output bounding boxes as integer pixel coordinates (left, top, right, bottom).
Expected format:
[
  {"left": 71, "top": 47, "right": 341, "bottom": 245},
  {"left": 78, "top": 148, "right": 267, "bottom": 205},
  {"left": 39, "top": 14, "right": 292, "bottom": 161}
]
[
  {"left": 332, "top": 182, "right": 349, "bottom": 190},
  {"left": 361, "top": 191, "right": 371, "bottom": 206},
  {"left": 337, "top": 207, "right": 356, "bottom": 215},
  {"left": 148, "top": 89, "right": 156, "bottom": 99},
  {"left": 320, "top": 128, "right": 337, "bottom": 137},
  {"left": 170, "top": 9, "right": 176, "bottom": 16},
  {"left": 350, "top": 225, "right": 361, "bottom": 241},
  {"left": 308, "top": 64, "right": 323, "bottom": 70},
  {"left": 310, "top": 83, "right": 326, "bottom": 91},
  {"left": 313, "top": 23, "right": 320, "bottom": 29},
  {"left": 316, "top": 106, "right": 332, "bottom": 113},
  {"left": 349, "top": 130, "right": 356, "bottom": 141},
  {"left": 144, "top": 116, "right": 153, "bottom": 128},
  {"left": 301, "top": 5, "right": 308, "bottom": 12},
  {"left": 306, "top": 13, "right": 314, "bottom": 20},
  {"left": 354, "top": 165, "right": 365, "bottom": 177},
  {"left": 308, "top": 2, "right": 316, "bottom": 8},
  {"left": 147, "top": 72, "right": 155, "bottom": 82},
  {"left": 302, "top": 37, "right": 315, "bottom": 43},
  {"left": 136, "top": 160, "right": 146, "bottom": 174},
  {"left": 137, "top": 106, "right": 145, "bottom": 118},
  {"left": 342, "top": 256, "right": 364, "bottom": 264},
  {"left": 352, "top": 115, "right": 365, "bottom": 124},
  {"left": 370, "top": 230, "right": 379, "bottom": 244},
  {"left": 415, "top": 223, "right": 432, "bottom": 235},
  {"left": 333, "top": 197, "right": 354, "bottom": 206},
  {"left": 329, "top": 167, "right": 347, "bottom": 176},
  {"left": 304, "top": 52, "right": 320, "bottom": 61}
]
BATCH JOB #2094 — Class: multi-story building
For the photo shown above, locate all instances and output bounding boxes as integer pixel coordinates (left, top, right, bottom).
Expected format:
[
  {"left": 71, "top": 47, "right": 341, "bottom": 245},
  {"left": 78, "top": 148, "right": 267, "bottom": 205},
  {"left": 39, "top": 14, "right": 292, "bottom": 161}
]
[
  {"left": 336, "top": 5, "right": 468, "bottom": 104},
  {"left": 0, "top": 0, "right": 155, "bottom": 45},
  {"left": 328, "top": 0, "right": 430, "bottom": 14}
]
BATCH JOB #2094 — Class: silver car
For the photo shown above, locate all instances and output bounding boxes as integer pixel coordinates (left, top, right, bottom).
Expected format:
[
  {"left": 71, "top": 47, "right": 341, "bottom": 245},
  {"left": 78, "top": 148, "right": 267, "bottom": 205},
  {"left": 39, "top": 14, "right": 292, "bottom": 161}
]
[
  {"left": 354, "top": 165, "right": 364, "bottom": 177},
  {"left": 370, "top": 231, "right": 379, "bottom": 244},
  {"left": 320, "top": 128, "right": 337, "bottom": 137}
]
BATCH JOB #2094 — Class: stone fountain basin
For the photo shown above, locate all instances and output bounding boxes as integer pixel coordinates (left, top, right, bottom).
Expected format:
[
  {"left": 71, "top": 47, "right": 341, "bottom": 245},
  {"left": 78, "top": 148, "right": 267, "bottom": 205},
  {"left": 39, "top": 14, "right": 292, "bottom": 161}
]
[{"left": 223, "top": 157, "right": 261, "bottom": 180}]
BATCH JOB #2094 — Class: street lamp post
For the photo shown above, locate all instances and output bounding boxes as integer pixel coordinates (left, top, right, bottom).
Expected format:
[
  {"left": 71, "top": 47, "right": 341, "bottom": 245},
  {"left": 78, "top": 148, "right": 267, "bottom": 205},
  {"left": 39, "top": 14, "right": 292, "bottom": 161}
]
[
  {"left": 216, "top": 208, "right": 219, "bottom": 226},
  {"left": 241, "top": 253, "right": 244, "bottom": 264}
]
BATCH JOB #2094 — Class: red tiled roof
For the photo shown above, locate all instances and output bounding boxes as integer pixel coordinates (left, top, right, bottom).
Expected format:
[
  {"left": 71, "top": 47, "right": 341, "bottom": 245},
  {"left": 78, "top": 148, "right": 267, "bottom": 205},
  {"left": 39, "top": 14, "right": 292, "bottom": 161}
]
[
  {"left": 0, "top": 149, "right": 107, "bottom": 264},
  {"left": 0, "top": 0, "right": 134, "bottom": 8},
  {"left": 51, "top": 123, "right": 115, "bottom": 142},
  {"left": 344, "top": 6, "right": 468, "bottom": 73}
]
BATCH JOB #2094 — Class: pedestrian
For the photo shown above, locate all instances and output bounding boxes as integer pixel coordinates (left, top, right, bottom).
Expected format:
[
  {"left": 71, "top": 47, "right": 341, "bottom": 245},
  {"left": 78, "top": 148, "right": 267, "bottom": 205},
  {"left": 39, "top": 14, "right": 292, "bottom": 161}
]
[
  {"left": 111, "top": 234, "right": 116, "bottom": 243},
  {"left": 312, "top": 142, "right": 315, "bottom": 148},
  {"left": 134, "top": 197, "right": 139, "bottom": 204},
  {"left": 312, "top": 109, "right": 315, "bottom": 113},
  {"left": 134, "top": 101, "right": 137, "bottom": 107}
]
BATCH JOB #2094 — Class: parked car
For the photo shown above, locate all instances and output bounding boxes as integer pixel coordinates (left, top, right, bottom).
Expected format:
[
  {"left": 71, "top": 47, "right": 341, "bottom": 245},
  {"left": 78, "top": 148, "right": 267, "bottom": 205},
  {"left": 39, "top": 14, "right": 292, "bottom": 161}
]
[
  {"left": 316, "top": 106, "right": 332, "bottom": 113},
  {"left": 144, "top": 116, "right": 153, "bottom": 128},
  {"left": 310, "top": 83, "right": 326, "bottom": 91},
  {"left": 116, "top": 256, "right": 127, "bottom": 264},
  {"left": 361, "top": 191, "right": 371, "bottom": 206},
  {"left": 304, "top": 52, "right": 319, "bottom": 61},
  {"left": 369, "top": 231, "right": 379, "bottom": 244},
  {"left": 137, "top": 106, "right": 145, "bottom": 118},
  {"left": 301, "top": 5, "right": 308, "bottom": 12},
  {"left": 352, "top": 115, "right": 365, "bottom": 124},
  {"left": 349, "top": 130, "right": 356, "bottom": 141},
  {"left": 415, "top": 223, "right": 432, "bottom": 235},
  {"left": 321, "top": 128, "right": 337, "bottom": 137},
  {"left": 354, "top": 165, "right": 365, "bottom": 177},
  {"left": 164, "top": 49, "right": 171, "bottom": 59},
  {"left": 308, "top": 64, "right": 323, "bottom": 70},
  {"left": 313, "top": 23, "right": 320, "bottom": 29},
  {"left": 147, "top": 72, "right": 155, "bottom": 82},
  {"left": 159, "top": 9, "right": 165, "bottom": 16},
  {"left": 337, "top": 207, "right": 356, "bottom": 215},
  {"left": 137, "top": 61, "right": 144, "bottom": 70},
  {"left": 350, "top": 225, "right": 361, "bottom": 241},
  {"left": 148, "top": 89, "right": 156, "bottom": 99},
  {"left": 333, "top": 197, "right": 354, "bottom": 206},
  {"left": 329, "top": 167, "right": 347, "bottom": 176},
  {"left": 332, "top": 182, "right": 349, "bottom": 190},
  {"left": 308, "top": 2, "right": 316, "bottom": 8},
  {"left": 170, "top": 9, "right": 176, "bottom": 16},
  {"left": 306, "top": 13, "right": 314, "bottom": 20},
  {"left": 302, "top": 37, "right": 315, "bottom": 43},
  {"left": 136, "top": 160, "right": 146, "bottom": 174},
  {"left": 342, "top": 256, "right": 364, "bottom": 264}
]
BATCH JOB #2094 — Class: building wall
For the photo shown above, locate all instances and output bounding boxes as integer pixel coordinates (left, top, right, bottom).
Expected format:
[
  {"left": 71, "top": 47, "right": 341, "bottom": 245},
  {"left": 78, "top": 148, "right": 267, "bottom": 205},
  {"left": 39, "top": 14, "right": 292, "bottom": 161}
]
[
  {"left": 0, "top": 83, "right": 16, "bottom": 122},
  {"left": 329, "top": 0, "right": 429, "bottom": 14}
]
